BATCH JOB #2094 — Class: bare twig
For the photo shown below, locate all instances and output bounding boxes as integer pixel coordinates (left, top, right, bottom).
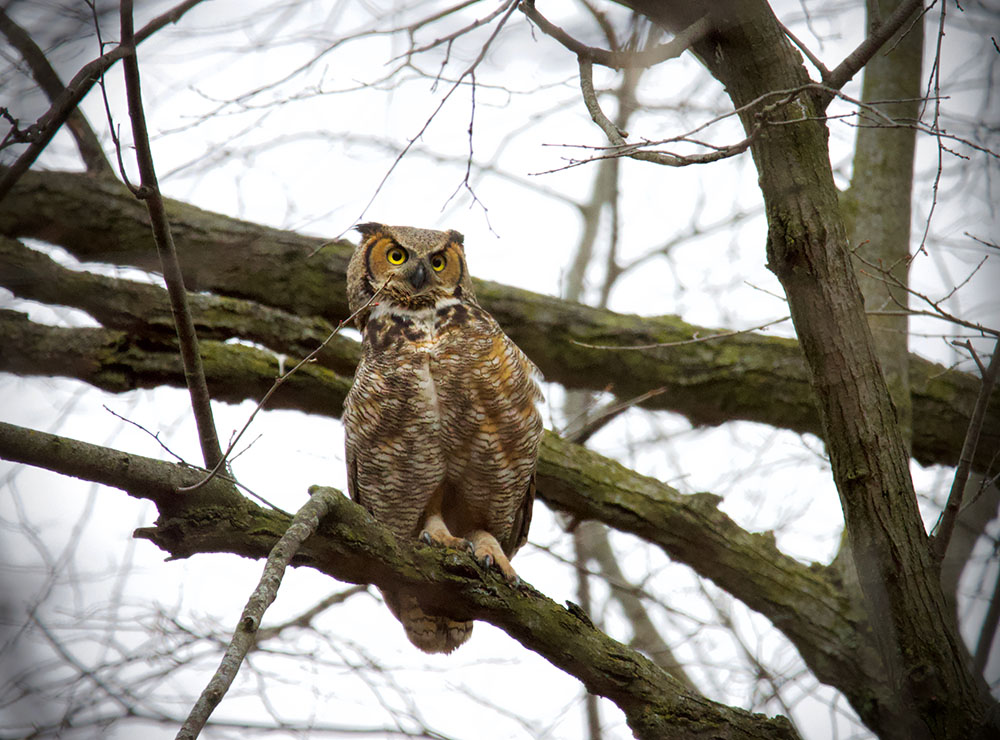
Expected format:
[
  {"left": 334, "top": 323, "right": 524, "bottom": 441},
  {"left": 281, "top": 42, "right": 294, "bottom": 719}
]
[
  {"left": 854, "top": 250, "right": 1000, "bottom": 338},
  {"left": 917, "top": 1, "right": 947, "bottom": 255},
  {"left": 0, "top": 0, "right": 206, "bottom": 202},
  {"left": 175, "top": 486, "right": 340, "bottom": 740},
  {"left": 101, "top": 405, "right": 286, "bottom": 514},
  {"left": 0, "top": 9, "right": 112, "bottom": 174},
  {"left": 571, "top": 316, "right": 790, "bottom": 350},
  {"left": 178, "top": 281, "right": 386, "bottom": 492},
  {"left": 350, "top": 0, "right": 520, "bottom": 226},
  {"left": 253, "top": 586, "right": 369, "bottom": 642},
  {"left": 931, "top": 337, "right": 1000, "bottom": 563},
  {"left": 119, "top": 0, "right": 223, "bottom": 470},
  {"left": 564, "top": 387, "right": 668, "bottom": 446}
]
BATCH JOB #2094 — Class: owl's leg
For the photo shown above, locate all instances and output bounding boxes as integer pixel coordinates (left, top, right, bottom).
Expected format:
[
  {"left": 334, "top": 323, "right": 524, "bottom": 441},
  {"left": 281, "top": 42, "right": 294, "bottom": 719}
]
[
  {"left": 469, "top": 530, "right": 518, "bottom": 584},
  {"left": 420, "top": 513, "right": 473, "bottom": 551}
]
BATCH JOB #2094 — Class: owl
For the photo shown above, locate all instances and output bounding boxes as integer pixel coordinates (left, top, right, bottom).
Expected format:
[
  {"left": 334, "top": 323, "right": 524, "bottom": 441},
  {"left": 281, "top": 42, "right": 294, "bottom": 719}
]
[{"left": 342, "top": 223, "right": 543, "bottom": 654}]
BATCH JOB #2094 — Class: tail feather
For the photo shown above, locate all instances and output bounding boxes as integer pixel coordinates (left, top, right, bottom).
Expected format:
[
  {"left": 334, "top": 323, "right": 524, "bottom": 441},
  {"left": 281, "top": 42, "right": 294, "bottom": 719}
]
[{"left": 382, "top": 589, "right": 472, "bottom": 654}]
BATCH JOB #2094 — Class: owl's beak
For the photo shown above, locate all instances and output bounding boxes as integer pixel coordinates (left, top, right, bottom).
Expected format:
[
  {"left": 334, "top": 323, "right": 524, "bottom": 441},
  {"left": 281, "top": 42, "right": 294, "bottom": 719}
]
[{"left": 406, "top": 262, "right": 429, "bottom": 291}]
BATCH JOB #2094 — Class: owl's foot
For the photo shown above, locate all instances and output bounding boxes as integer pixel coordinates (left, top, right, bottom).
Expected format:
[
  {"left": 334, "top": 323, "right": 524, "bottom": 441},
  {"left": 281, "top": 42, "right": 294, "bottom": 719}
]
[
  {"left": 420, "top": 513, "right": 473, "bottom": 552},
  {"left": 469, "top": 530, "right": 519, "bottom": 585}
]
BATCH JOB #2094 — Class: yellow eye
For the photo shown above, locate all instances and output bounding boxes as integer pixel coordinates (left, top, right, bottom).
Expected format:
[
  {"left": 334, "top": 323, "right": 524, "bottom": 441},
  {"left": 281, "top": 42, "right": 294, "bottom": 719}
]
[
  {"left": 430, "top": 254, "right": 446, "bottom": 272},
  {"left": 386, "top": 247, "right": 408, "bottom": 265}
]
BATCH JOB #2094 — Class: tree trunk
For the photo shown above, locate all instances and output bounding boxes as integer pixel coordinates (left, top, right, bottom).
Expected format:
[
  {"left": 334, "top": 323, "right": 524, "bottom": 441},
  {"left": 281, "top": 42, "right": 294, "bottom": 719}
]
[{"left": 619, "top": 1, "right": 994, "bottom": 737}]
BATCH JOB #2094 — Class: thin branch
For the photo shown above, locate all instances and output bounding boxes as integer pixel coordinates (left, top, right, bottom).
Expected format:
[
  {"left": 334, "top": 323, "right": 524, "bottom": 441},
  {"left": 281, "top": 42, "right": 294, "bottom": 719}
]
[
  {"left": 0, "top": 9, "right": 112, "bottom": 174},
  {"left": 178, "top": 281, "right": 386, "bottom": 492},
  {"left": 253, "top": 586, "right": 369, "bottom": 642},
  {"left": 100, "top": 404, "right": 286, "bottom": 514},
  {"left": 350, "top": 0, "right": 520, "bottom": 226},
  {"left": 777, "top": 20, "right": 830, "bottom": 80},
  {"left": 565, "top": 387, "right": 668, "bottom": 446},
  {"left": 578, "top": 56, "right": 626, "bottom": 146},
  {"left": 853, "top": 249, "right": 1000, "bottom": 338},
  {"left": 580, "top": 523, "right": 701, "bottom": 692},
  {"left": 0, "top": 0, "right": 206, "bottom": 202},
  {"left": 819, "top": 0, "right": 925, "bottom": 107},
  {"left": 931, "top": 337, "right": 1000, "bottom": 563},
  {"left": 119, "top": 0, "right": 223, "bottom": 470},
  {"left": 973, "top": 557, "right": 1000, "bottom": 677},
  {"left": 571, "top": 316, "right": 790, "bottom": 350},
  {"left": 176, "top": 487, "right": 340, "bottom": 740}
]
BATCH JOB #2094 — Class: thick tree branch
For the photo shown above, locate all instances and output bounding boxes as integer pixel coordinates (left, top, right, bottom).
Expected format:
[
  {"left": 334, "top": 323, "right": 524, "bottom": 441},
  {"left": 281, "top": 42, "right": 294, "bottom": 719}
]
[
  {"left": 622, "top": 1, "right": 992, "bottom": 736},
  {"left": 1, "top": 170, "right": 996, "bottom": 474},
  {"left": 0, "top": 235, "right": 361, "bottom": 377},
  {"left": 0, "top": 309, "right": 353, "bottom": 418},
  {"left": 0, "top": 308, "right": 899, "bottom": 729},
  {"left": 0, "top": 420, "right": 799, "bottom": 740}
]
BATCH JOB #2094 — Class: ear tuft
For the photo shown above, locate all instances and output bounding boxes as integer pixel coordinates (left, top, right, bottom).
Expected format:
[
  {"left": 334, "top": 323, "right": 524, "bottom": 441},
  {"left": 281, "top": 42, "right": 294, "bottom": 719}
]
[
  {"left": 446, "top": 229, "right": 465, "bottom": 246},
  {"left": 355, "top": 222, "right": 386, "bottom": 239}
]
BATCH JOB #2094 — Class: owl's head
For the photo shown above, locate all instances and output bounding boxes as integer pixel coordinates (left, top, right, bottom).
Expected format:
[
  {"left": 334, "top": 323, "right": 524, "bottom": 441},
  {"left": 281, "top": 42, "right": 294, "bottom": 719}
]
[{"left": 347, "top": 223, "right": 476, "bottom": 324}]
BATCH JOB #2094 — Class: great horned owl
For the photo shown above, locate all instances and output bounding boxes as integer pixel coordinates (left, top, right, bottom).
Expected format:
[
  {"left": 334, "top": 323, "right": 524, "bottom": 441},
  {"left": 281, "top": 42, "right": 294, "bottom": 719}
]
[{"left": 342, "top": 223, "right": 543, "bottom": 654}]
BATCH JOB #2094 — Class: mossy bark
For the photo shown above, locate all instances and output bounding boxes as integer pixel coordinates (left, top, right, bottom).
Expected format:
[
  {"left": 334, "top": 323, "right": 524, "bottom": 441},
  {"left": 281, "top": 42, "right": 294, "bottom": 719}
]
[
  {"left": 0, "top": 420, "right": 800, "bottom": 740},
  {"left": 1, "top": 173, "right": 996, "bottom": 473}
]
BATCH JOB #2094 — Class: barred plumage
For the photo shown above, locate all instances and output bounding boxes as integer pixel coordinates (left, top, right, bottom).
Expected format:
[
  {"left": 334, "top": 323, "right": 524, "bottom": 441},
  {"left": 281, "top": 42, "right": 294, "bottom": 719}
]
[{"left": 342, "top": 223, "right": 542, "bottom": 653}]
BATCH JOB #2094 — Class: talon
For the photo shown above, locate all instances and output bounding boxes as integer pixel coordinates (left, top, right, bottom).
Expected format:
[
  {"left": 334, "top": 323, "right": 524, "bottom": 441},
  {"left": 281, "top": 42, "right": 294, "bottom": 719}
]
[
  {"left": 420, "top": 531, "right": 432, "bottom": 546},
  {"left": 465, "top": 539, "right": 475, "bottom": 554},
  {"left": 481, "top": 553, "right": 494, "bottom": 569}
]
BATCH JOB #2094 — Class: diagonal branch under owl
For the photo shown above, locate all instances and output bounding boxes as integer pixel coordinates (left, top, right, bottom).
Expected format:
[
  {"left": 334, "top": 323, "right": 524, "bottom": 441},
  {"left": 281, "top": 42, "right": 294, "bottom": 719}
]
[{"left": 344, "top": 223, "right": 543, "bottom": 653}]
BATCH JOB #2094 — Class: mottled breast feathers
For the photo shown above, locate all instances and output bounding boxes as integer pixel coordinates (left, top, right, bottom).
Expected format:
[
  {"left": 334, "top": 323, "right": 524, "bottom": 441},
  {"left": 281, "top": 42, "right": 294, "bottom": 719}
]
[{"left": 342, "top": 223, "right": 543, "bottom": 654}]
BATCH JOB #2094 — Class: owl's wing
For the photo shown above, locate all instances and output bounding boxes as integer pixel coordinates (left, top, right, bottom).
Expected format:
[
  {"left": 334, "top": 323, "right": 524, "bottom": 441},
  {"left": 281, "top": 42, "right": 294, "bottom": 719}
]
[
  {"left": 343, "top": 356, "right": 377, "bottom": 512},
  {"left": 504, "top": 471, "right": 535, "bottom": 557}
]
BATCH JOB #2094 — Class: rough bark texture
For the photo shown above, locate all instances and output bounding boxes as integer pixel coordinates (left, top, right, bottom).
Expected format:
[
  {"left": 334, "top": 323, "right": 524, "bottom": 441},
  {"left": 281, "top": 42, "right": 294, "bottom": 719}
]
[
  {"left": 0, "top": 420, "right": 800, "bottom": 740},
  {"left": 1, "top": 170, "right": 996, "bottom": 474},
  {"left": 615, "top": 1, "right": 994, "bottom": 737},
  {"left": 842, "top": 0, "right": 922, "bottom": 449}
]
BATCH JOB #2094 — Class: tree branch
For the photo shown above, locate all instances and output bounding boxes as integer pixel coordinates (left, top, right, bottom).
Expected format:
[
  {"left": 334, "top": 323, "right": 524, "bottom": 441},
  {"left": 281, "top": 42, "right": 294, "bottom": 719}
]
[
  {"left": 1, "top": 170, "right": 996, "bottom": 473},
  {"left": 0, "top": 309, "right": 353, "bottom": 419},
  {"left": 0, "top": 312, "right": 893, "bottom": 724},
  {"left": 0, "top": 420, "right": 800, "bottom": 740},
  {"left": 931, "top": 338, "right": 1000, "bottom": 563},
  {"left": 519, "top": 1, "right": 709, "bottom": 70},
  {"left": 820, "top": 0, "right": 924, "bottom": 107},
  {"left": 177, "top": 487, "right": 339, "bottom": 740},
  {"left": 119, "top": 0, "right": 222, "bottom": 470},
  {"left": 0, "top": 0, "right": 206, "bottom": 202},
  {"left": 0, "top": 9, "right": 112, "bottom": 174}
]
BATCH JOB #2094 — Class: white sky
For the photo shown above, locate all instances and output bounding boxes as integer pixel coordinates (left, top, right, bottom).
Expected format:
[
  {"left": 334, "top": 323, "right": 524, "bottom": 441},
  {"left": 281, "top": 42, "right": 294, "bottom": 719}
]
[{"left": 1, "top": 1, "right": 998, "bottom": 738}]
